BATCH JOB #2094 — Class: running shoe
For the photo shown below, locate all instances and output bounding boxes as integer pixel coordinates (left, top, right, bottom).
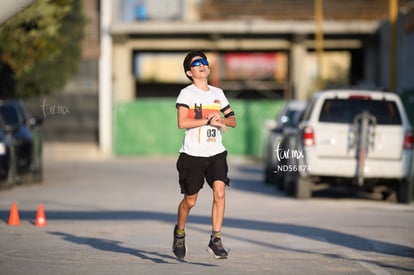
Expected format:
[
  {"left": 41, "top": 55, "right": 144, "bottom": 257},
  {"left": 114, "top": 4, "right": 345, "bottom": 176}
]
[
  {"left": 207, "top": 236, "right": 228, "bottom": 259},
  {"left": 172, "top": 225, "right": 187, "bottom": 259}
]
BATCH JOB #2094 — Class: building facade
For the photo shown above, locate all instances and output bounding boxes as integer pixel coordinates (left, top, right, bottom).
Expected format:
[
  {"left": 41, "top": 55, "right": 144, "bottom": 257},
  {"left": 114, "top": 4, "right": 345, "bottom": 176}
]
[{"left": 109, "top": 0, "right": 413, "bottom": 103}]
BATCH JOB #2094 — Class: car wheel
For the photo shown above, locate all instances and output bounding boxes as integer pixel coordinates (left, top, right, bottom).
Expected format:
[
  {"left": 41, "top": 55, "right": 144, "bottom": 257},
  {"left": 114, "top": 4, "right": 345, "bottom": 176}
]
[
  {"left": 396, "top": 179, "right": 412, "bottom": 204},
  {"left": 0, "top": 159, "right": 16, "bottom": 188},
  {"left": 1, "top": 149, "right": 17, "bottom": 187}
]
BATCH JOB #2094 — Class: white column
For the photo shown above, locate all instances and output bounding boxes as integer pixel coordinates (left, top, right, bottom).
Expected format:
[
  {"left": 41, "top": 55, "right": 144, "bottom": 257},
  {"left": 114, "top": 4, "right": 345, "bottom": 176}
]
[
  {"left": 290, "top": 35, "right": 308, "bottom": 100},
  {"left": 113, "top": 42, "right": 135, "bottom": 102},
  {"left": 99, "top": 0, "right": 113, "bottom": 156}
]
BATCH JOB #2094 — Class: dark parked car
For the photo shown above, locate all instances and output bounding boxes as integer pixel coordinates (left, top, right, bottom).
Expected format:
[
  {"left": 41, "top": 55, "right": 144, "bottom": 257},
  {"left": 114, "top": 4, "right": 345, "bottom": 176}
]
[
  {"left": 0, "top": 100, "right": 43, "bottom": 184},
  {"left": 263, "top": 100, "right": 306, "bottom": 188}
]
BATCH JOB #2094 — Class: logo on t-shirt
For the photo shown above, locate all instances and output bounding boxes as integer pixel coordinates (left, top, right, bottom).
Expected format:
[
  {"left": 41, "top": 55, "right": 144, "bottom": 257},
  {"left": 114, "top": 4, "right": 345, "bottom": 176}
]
[
  {"left": 194, "top": 103, "right": 203, "bottom": 119},
  {"left": 188, "top": 102, "right": 220, "bottom": 120}
]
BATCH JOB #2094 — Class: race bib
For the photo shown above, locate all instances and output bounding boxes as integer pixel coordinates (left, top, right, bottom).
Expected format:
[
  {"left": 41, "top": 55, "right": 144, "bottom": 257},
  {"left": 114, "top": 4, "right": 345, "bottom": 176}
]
[{"left": 199, "top": 126, "right": 220, "bottom": 143}]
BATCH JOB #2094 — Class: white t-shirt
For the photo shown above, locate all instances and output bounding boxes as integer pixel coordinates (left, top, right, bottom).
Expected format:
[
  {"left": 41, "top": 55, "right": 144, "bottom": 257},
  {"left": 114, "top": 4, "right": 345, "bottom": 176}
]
[{"left": 176, "top": 84, "right": 230, "bottom": 157}]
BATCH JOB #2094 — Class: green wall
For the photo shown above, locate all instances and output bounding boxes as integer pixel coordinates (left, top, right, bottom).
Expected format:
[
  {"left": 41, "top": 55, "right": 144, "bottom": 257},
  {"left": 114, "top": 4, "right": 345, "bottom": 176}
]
[{"left": 114, "top": 99, "right": 284, "bottom": 157}]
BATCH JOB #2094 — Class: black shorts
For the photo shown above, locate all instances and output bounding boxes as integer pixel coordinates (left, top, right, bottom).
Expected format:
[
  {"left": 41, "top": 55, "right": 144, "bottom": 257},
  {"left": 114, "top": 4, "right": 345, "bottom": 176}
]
[{"left": 176, "top": 151, "right": 230, "bottom": 195}]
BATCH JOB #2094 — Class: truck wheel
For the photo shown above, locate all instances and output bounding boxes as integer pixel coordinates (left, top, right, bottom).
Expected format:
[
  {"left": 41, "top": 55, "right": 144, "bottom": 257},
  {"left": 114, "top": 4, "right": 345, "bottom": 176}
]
[
  {"left": 275, "top": 173, "right": 285, "bottom": 191},
  {"left": 284, "top": 174, "right": 294, "bottom": 196},
  {"left": 397, "top": 180, "right": 412, "bottom": 204},
  {"left": 264, "top": 167, "right": 275, "bottom": 184},
  {"left": 295, "top": 176, "right": 312, "bottom": 199}
]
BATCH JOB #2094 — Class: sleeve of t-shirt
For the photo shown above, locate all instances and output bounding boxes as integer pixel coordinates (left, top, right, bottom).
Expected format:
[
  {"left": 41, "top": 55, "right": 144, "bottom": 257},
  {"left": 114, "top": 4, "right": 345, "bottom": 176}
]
[
  {"left": 176, "top": 89, "right": 190, "bottom": 109},
  {"left": 219, "top": 89, "right": 230, "bottom": 112}
]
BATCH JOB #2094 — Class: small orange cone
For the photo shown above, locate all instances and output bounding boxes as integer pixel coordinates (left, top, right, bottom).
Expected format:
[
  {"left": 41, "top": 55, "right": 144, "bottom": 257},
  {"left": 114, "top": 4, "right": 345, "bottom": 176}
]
[
  {"left": 8, "top": 202, "right": 20, "bottom": 226},
  {"left": 35, "top": 204, "right": 47, "bottom": 226}
]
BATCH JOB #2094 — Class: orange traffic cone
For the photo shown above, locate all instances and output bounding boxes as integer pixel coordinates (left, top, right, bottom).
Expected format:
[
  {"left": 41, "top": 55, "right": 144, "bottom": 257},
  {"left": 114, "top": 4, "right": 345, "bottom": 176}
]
[
  {"left": 8, "top": 202, "right": 20, "bottom": 226},
  {"left": 35, "top": 204, "right": 47, "bottom": 226}
]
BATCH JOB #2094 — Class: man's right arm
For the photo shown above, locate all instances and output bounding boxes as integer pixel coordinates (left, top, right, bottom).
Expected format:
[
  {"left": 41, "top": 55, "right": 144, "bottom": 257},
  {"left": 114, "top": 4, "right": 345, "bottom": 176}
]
[{"left": 177, "top": 106, "right": 208, "bottom": 129}]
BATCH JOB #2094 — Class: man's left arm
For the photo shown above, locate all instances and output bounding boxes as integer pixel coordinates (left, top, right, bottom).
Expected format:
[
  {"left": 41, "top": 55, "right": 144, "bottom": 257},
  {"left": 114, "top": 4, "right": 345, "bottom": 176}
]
[{"left": 222, "top": 108, "right": 236, "bottom": 128}]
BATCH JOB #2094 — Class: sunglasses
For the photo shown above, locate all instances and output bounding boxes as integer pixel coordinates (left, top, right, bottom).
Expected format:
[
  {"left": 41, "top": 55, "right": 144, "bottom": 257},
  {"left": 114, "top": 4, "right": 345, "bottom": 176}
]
[{"left": 190, "top": 58, "right": 209, "bottom": 67}]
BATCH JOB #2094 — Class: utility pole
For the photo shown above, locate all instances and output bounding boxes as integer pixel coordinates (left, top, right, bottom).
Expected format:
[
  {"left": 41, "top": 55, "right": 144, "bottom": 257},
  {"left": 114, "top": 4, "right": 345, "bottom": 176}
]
[
  {"left": 314, "top": 0, "right": 324, "bottom": 90},
  {"left": 389, "top": 0, "right": 398, "bottom": 93}
]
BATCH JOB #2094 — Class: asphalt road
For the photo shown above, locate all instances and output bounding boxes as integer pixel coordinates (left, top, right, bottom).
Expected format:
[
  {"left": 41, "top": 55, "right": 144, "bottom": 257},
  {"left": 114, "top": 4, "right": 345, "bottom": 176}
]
[{"left": 0, "top": 144, "right": 413, "bottom": 275}]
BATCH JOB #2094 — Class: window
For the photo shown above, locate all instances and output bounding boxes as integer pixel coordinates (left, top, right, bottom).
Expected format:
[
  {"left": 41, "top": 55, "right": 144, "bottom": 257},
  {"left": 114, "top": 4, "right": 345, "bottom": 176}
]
[{"left": 319, "top": 99, "right": 402, "bottom": 125}]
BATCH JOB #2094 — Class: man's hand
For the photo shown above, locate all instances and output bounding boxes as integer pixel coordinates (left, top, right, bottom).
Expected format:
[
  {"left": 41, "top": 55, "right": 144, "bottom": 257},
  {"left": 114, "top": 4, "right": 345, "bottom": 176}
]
[{"left": 207, "top": 113, "right": 227, "bottom": 132}]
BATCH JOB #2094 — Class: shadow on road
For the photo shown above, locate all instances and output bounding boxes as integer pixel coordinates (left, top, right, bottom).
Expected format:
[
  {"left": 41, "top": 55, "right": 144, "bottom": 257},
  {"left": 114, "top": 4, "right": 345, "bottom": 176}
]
[
  {"left": 5, "top": 209, "right": 414, "bottom": 263},
  {"left": 49, "top": 231, "right": 173, "bottom": 263},
  {"left": 49, "top": 231, "right": 216, "bottom": 266}
]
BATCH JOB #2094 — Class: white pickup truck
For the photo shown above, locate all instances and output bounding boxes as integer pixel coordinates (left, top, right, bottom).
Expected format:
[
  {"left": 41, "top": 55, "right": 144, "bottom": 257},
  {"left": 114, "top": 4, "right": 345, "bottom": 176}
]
[{"left": 283, "top": 90, "right": 413, "bottom": 203}]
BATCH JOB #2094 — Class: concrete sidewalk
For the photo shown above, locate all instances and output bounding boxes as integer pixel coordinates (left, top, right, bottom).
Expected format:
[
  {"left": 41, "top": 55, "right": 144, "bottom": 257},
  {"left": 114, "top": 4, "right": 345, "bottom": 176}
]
[{"left": 43, "top": 142, "right": 105, "bottom": 161}]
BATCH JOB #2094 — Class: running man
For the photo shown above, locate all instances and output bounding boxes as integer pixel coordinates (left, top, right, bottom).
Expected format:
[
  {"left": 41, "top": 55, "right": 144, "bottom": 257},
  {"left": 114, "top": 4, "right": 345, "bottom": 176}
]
[{"left": 173, "top": 50, "right": 237, "bottom": 259}]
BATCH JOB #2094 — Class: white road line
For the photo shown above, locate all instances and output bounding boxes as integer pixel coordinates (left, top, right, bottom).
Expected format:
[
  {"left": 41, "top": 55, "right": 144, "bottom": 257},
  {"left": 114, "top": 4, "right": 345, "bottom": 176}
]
[
  {"left": 357, "top": 261, "right": 391, "bottom": 275},
  {"left": 286, "top": 235, "right": 392, "bottom": 275}
]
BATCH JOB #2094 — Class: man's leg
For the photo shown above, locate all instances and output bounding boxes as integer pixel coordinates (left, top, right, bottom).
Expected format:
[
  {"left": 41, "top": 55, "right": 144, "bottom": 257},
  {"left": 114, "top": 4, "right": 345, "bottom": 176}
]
[
  {"left": 173, "top": 193, "right": 198, "bottom": 259},
  {"left": 207, "top": 180, "right": 228, "bottom": 259},
  {"left": 177, "top": 193, "right": 198, "bottom": 230},
  {"left": 211, "top": 180, "right": 225, "bottom": 231}
]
